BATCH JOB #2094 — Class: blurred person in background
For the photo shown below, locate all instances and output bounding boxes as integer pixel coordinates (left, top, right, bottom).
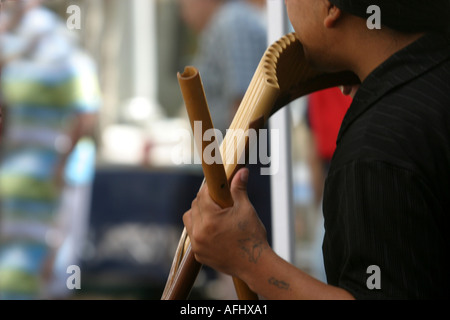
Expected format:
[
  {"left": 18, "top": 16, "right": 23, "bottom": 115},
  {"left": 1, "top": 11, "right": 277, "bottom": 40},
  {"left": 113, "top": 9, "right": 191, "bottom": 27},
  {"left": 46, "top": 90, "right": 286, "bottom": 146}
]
[
  {"left": 0, "top": 0, "right": 101, "bottom": 299},
  {"left": 179, "top": 0, "right": 267, "bottom": 134}
]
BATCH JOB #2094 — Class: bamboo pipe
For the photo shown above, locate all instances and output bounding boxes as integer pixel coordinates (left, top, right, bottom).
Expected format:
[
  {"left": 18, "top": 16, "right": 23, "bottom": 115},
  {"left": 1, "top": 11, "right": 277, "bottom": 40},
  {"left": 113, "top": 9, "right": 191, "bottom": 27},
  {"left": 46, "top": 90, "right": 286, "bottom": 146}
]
[{"left": 177, "top": 66, "right": 257, "bottom": 300}]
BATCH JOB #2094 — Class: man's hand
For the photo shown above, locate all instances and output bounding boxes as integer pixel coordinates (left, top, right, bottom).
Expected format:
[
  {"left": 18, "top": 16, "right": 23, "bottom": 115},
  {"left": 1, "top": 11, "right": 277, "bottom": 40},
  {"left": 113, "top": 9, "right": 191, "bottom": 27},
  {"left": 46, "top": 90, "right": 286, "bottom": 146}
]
[
  {"left": 183, "top": 168, "right": 269, "bottom": 279},
  {"left": 184, "top": 167, "right": 355, "bottom": 300}
]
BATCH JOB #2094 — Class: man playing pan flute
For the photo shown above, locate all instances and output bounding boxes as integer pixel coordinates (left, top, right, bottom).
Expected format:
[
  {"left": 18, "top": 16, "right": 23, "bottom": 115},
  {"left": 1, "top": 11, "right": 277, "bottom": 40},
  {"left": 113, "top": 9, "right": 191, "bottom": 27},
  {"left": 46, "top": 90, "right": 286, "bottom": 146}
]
[{"left": 183, "top": 0, "right": 450, "bottom": 299}]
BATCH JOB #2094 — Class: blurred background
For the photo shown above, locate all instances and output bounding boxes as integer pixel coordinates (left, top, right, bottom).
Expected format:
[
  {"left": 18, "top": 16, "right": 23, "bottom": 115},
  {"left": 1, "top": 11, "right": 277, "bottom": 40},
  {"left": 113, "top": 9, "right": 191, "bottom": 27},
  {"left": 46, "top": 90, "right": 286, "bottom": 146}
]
[{"left": 0, "top": 0, "right": 352, "bottom": 300}]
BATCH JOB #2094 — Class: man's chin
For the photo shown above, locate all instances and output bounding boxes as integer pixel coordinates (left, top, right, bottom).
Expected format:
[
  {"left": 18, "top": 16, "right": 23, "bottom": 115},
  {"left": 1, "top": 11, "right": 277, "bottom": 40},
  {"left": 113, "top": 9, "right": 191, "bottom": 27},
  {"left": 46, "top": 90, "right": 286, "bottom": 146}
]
[
  {"left": 304, "top": 52, "right": 348, "bottom": 74},
  {"left": 303, "top": 51, "right": 328, "bottom": 72}
]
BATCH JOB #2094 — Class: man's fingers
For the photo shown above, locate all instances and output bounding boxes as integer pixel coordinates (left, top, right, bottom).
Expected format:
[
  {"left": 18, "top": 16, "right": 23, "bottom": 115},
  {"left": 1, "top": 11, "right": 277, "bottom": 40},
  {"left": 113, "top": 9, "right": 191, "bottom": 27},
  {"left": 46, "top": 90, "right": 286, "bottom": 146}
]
[
  {"left": 197, "top": 182, "right": 227, "bottom": 212},
  {"left": 231, "top": 167, "right": 249, "bottom": 191},
  {"left": 230, "top": 167, "right": 250, "bottom": 204}
]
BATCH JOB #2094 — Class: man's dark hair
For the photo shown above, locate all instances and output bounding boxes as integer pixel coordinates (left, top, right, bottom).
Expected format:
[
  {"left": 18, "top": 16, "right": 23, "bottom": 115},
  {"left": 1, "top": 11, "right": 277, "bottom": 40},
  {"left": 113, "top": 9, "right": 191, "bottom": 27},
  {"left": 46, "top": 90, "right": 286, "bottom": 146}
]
[{"left": 329, "top": 0, "right": 450, "bottom": 33}]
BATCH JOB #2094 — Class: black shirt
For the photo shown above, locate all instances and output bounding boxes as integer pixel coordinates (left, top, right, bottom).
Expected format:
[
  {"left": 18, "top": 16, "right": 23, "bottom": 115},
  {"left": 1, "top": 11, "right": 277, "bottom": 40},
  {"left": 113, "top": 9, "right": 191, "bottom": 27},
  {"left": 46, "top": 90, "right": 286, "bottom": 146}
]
[{"left": 322, "top": 33, "right": 450, "bottom": 299}]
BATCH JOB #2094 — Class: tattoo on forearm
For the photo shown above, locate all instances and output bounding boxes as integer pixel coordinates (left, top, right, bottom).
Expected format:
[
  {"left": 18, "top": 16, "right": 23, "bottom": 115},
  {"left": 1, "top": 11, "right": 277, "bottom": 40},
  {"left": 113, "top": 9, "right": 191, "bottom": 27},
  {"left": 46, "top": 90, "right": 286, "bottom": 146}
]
[
  {"left": 268, "top": 277, "right": 290, "bottom": 290},
  {"left": 238, "top": 237, "right": 265, "bottom": 263}
]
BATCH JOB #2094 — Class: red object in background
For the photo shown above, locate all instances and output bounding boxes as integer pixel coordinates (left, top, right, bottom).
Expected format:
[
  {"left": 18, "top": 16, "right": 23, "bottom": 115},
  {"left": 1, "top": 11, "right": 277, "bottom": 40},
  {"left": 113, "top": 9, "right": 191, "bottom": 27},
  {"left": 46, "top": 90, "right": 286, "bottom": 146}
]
[{"left": 307, "top": 87, "right": 353, "bottom": 161}]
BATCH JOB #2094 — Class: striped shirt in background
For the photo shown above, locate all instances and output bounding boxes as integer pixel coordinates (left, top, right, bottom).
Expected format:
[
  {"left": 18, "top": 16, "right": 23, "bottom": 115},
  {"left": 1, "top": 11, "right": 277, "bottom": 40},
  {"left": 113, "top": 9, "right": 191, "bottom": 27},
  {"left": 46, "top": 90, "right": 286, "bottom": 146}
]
[{"left": 0, "top": 6, "right": 101, "bottom": 299}]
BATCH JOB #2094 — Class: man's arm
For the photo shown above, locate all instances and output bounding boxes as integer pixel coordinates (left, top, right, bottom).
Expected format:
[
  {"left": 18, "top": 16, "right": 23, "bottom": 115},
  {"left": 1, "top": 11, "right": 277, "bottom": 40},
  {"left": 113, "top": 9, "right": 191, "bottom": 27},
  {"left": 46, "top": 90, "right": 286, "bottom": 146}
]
[{"left": 183, "top": 168, "right": 354, "bottom": 300}]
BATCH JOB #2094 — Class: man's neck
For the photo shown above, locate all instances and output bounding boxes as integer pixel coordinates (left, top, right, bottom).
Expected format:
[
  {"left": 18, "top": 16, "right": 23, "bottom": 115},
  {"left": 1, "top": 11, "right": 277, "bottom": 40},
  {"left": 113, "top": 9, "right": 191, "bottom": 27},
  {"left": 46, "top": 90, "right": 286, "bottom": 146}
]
[{"left": 346, "top": 29, "right": 425, "bottom": 81}]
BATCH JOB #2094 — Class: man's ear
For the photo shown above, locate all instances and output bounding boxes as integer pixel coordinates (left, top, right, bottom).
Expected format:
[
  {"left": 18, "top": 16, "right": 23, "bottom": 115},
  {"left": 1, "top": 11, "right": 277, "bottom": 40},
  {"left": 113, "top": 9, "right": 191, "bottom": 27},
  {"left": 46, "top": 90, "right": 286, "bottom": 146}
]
[{"left": 324, "top": 1, "right": 342, "bottom": 28}]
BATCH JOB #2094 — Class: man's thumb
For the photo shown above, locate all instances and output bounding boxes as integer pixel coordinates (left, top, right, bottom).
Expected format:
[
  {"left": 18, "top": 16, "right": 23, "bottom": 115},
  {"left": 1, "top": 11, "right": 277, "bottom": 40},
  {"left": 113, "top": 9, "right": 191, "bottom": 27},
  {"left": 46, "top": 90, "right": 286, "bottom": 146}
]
[{"left": 230, "top": 167, "right": 249, "bottom": 197}]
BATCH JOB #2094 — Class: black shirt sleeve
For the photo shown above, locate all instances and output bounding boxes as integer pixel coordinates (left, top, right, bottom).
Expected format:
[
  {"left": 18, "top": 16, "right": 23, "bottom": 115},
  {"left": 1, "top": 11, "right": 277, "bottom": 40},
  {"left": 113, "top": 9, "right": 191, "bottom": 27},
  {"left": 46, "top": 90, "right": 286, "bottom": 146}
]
[{"left": 322, "top": 160, "right": 450, "bottom": 299}]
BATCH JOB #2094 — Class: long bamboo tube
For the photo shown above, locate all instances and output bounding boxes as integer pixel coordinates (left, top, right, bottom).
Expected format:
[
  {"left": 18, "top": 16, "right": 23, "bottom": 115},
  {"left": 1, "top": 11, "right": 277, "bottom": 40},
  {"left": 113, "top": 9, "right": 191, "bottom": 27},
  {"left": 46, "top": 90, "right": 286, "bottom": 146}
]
[
  {"left": 179, "top": 66, "right": 257, "bottom": 299},
  {"left": 161, "top": 33, "right": 359, "bottom": 300}
]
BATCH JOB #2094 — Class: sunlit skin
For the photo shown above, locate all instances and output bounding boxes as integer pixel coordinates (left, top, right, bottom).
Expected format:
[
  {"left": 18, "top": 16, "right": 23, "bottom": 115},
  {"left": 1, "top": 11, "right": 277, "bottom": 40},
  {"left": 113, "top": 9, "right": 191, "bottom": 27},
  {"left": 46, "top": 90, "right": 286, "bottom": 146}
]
[
  {"left": 183, "top": 0, "right": 425, "bottom": 299},
  {"left": 178, "top": 0, "right": 223, "bottom": 33}
]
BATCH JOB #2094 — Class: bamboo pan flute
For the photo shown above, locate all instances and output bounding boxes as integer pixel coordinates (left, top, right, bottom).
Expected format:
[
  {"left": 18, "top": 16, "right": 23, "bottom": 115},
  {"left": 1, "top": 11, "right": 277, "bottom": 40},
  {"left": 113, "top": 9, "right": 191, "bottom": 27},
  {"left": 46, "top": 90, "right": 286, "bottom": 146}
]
[{"left": 161, "top": 32, "right": 359, "bottom": 300}]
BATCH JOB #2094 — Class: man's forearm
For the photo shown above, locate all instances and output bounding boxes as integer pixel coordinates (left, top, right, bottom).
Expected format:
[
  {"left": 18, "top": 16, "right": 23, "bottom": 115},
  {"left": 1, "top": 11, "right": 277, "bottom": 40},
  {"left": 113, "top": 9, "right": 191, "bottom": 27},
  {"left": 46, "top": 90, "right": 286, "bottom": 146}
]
[{"left": 240, "top": 247, "right": 355, "bottom": 300}]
